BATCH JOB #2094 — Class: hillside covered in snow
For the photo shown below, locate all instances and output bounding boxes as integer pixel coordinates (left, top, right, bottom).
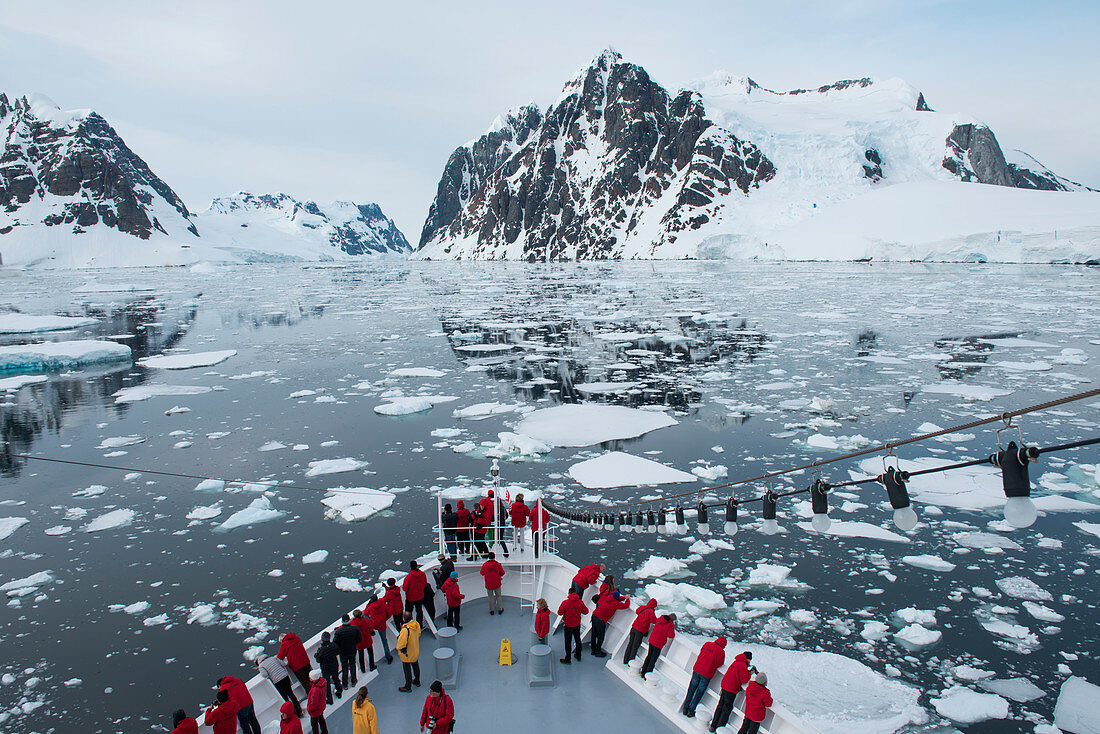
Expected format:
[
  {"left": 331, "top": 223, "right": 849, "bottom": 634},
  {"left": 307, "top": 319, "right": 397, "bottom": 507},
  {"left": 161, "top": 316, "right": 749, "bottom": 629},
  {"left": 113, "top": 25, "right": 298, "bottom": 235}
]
[
  {"left": 0, "top": 94, "right": 409, "bottom": 268},
  {"left": 415, "top": 49, "right": 1100, "bottom": 263}
]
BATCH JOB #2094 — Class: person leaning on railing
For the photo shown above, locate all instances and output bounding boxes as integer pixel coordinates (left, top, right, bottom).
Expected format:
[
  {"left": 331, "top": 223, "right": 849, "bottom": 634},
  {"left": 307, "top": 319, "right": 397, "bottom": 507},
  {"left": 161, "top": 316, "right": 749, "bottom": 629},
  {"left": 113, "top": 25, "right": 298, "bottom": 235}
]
[
  {"left": 440, "top": 503, "right": 458, "bottom": 557},
  {"left": 737, "top": 672, "right": 773, "bottom": 734},
  {"left": 639, "top": 613, "right": 677, "bottom": 679}
]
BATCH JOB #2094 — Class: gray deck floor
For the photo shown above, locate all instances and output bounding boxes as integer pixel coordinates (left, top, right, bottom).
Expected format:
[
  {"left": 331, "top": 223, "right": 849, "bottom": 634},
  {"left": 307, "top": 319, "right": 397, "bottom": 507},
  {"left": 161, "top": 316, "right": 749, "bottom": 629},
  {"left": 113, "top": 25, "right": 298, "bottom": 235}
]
[{"left": 322, "top": 596, "right": 676, "bottom": 734}]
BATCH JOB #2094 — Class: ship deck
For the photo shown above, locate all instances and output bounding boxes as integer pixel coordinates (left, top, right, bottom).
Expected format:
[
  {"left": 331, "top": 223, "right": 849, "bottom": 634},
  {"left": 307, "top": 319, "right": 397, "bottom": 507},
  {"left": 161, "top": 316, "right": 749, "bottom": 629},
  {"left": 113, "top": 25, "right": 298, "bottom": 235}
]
[{"left": 323, "top": 594, "right": 677, "bottom": 734}]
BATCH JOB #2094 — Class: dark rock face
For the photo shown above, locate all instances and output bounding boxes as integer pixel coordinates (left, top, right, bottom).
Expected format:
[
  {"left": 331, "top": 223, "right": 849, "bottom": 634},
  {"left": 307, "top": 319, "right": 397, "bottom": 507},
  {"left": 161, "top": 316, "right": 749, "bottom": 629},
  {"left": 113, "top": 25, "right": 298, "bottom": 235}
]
[
  {"left": 863, "top": 148, "right": 883, "bottom": 182},
  {"left": 418, "top": 104, "right": 542, "bottom": 248},
  {"left": 787, "top": 77, "right": 873, "bottom": 96},
  {"left": 915, "top": 93, "right": 933, "bottom": 112},
  {"left": 1, "top": 93, "right": 198, "bottom": 239},
  {"left": 419, "top": 50, "right": 775, "bottom": 260},
  {"left": 942, "top": 123, "right": 1014, "bottom": 186}
]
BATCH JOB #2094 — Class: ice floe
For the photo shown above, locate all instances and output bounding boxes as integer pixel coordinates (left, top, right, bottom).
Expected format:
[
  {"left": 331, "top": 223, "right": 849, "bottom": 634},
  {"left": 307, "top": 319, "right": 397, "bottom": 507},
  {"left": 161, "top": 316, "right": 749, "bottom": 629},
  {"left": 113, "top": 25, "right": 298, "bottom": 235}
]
[
  {"left": 0, "top": 374, "right": 48, "bottom": 391},
  {"left": 0, "top": 517, "right": 30, "bottom": 541},
  {"left": 0, "top": 313, "right": 98, "bottom": 333},
  {"left": 515, "top": 404, "right": 677, "bottom": 447},
  {"left": 794, "top": 521, "right": 909, "bottom": 543},
  {"left": 335, "top": 577, "right": 363, "bottom": 592},
  {"left": 978, "top": 677, "right": 1045, "bottom": 702},
  {"left": 302, "top": 550, "right": 329, "bottom": 564},
  {"left": 389, "top": 367, "right": 446, "bottom": 378},
  {"left": 83, "top": 509, "right": 135, "bottom": 532},
  {"left": 931, "top": 686, "right": 1008, "bottom": 723},
  {"left": 139, "top": 350, "right": 237, "bottom": 369},
  {"left": 894, "top": 623, "right": 941, "bottom": 648},
  {"left": 113, "top": 385, "right": 211, "bottom": 403},
  {"left": 186, "top": 503, "right": 223, "bottom": 521},
  {"left": 995, "top": 576, "right": 1052, "bottom": 601},
  {"left": 0, "top": 339, "right": 131, "bottom": 373},
  {"left": 216, "top": 497, "right": 283, "bottom": 531},
  {"left": 643, "top": 579, "right": 725, "bottom": 617},
  {"left": 625, "top": 555, "right": 691, "bottom": 580},
  {"left": 1053, "top": 676, "right": 1100, "bottom": 734},
  {"left": 743, "top": 563, "right": 808, "bottom": 589},
  {"left": 901, "top": 555, "right": 956, "bottom": 572},
  {"left": 568, "top": 451, "right": 696, "bottom": 489},
  {"left": 321, "top": 488, "right": 395, "bottom": 522},
  {"left": 921, "top": 383, "right": 1013, "bottom": 401},
  {"left": 305, "top": 458, "right": 369, "bottom": 477}
]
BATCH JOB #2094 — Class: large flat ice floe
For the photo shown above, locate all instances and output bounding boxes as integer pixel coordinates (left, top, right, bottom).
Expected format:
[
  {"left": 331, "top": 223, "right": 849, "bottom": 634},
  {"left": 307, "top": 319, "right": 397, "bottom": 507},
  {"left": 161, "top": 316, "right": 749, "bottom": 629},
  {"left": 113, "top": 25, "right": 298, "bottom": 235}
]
[
  {"left": 304, "top": 458, "right": 369, "bottom": 477},
  {"left": 568, "top": 451, "right": 696, "bottom": 489},
  {"left": 138, "top": 350, "right": 237, "bottom": 369},
  {"left": 112, "top": 384, "right": 212, "bottom": 403},
  {"left": 931, "top": 686, "right": 1008, "bottom": 724},
  {"left": 795, "top": 520, "right": 909, "bottom": 543},
  {"left": 733, "top": 641, "right": 926, "bottom": 734},
  {"left": 0, "top": 517, "right": 30, "bottom": 541},
  {"left": 514, "top": 404, "right": 677, "bottom": 447},
  {"left": 1053, "top": 676, "right": 1100, "bottom": 734},
  {"left": 856, "top": 457, "right": 1005, "bottom": 510},
  {"left": 83, "top": 509, "right": 136, "bottom": 532},
  {"left": 0, "top": 313, "right": 98, "bottom": 333},
  {"left": 216, "top": 497, "right": 284, "bottom": 531},
  {"left": 0, "top": 339, "right": 131, "bottom": 374},
  {"left": 321, "top": 487, "right": 395, "bottom": 522}
]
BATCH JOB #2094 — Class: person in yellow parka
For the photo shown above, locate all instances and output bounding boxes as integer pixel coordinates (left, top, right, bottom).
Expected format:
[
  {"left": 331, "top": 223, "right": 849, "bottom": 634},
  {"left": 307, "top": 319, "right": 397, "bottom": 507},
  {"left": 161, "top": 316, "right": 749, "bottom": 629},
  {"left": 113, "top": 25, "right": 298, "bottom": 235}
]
[
  {"left": 351, "top": 686, "right": 379, "bottom": 734},
  {"left": 396, "top": 612, "right": 421, "bottom": 693}
]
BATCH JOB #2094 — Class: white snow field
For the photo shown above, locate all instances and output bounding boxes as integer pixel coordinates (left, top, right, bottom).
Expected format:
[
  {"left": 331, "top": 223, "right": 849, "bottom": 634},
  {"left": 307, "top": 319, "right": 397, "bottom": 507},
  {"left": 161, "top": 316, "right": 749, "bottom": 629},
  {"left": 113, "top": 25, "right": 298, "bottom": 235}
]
[
  {"left": 0, "top": 340, "right": 131, "bottom": 373},
  {"left": 567, "top": 451, "right": 696, "bottom": 489},
  {"left": 514, "top": 404, "right": 677, "bottom": 447},
  {"left": 0, "top": 313, "right": 97, "bottom": 333},
  {"left": 137, "top": 350, "right": 237, "bottom": 369}
]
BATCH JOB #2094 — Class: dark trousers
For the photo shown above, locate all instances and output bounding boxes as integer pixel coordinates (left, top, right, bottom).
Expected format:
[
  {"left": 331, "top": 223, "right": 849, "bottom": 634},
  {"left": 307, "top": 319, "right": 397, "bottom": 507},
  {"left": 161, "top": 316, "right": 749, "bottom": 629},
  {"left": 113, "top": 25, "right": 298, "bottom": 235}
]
[
  {"left": 495, "top": 536, "right": 509, "bottom": 556},
  {"left": 357, "top": 645, "right": 376, "bottom": 673},
  {"left": 310, "top": 715, "right": 328, "bottom": 734},
  {"left": 402, "top": 660, "right": 421, "bottom": 688},
  {"left": 622, "top": 629, "right": 645, "bottom": 664},
  {"left": 339, "top": 651, "right": 357, "bottom": 688},
  {"left": 447, "top": 604, "right": 461, "bottom": 629},
  {"left": 532, "top": 528, "right": 541, "bottom": 557},
  {"left": 737, "top": 720, "right": 762, "bottom": 734},
  {"left": 570, "top": 581, "right": 584, "bottom": 598},
  {"left": 391, "top": 612, "right": 404, "bottom": 632},
  {"left": 640, "top": 643, "right": 662, "bottom": 676},
  {"left": 376, "top": 629, "right": 393, "bottom": 662},
  {"left": 444, "top": 531, "right": 458, "bottom": 557},
  {"left": 682, "top": 671, "right": 711, "bottom": 714},
  {"left": 473, "top": 536, "right": 489, "bottom": 558},
  {"left": 590, "top": 617, "right": 607, "bottom": 654},
  {"left": 711, "top": 689, "right": 737, "bottom": 730},
  {"left": 273, "top": 677, "right": 302, "bottom": 717},
  {"left": 406, "top": 598, "right": 425, "bottom": 624},
  {"left": 236, "top": 704, "right": 261, "bottom": 734},
  {"left": 424, "top": 594, "right": 436, "bottom": 621},
  {"left": 292, "top": 664, "right": 312, "bottom": 692},
  {"left": 563, "top": 624, "right": 581, "bottom": 660},
  {"left": 321, "top": 666, "right": 341, "bottom": 704},
  {"left": 457, "top": 529, "right": 471, "bottom": 554}
]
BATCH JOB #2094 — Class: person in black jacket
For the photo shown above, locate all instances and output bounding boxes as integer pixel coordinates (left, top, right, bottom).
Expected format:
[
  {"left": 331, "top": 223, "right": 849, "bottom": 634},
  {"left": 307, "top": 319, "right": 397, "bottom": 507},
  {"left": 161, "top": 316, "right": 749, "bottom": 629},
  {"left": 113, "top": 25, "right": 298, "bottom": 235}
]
[
  {"left": 313, "top": 631, "right": 343, "bottom": 704},
  {"left": 433, "top": 554, "right": 455, "bottom": 589},
  {"left": 332, "top": 615, "right": 362, "bottom": 688},
  {"left": 440, "top": 505, "right": 458, "bottom": 557},
  {"left": 423, "top": 581, "right": 437, "bottom": 622}
]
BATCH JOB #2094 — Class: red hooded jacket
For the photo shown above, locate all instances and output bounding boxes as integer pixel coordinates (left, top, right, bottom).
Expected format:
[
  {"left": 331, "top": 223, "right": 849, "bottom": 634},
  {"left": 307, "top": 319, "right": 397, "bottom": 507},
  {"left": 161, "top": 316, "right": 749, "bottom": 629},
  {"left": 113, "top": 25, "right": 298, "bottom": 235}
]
[
  {"left": 277, "top": 633, "right": 310, "bottom": 671},
  {"left": 529, "top": 505, "right": 549, "bottom": 531},
  {"left": 203, "top": 700, "right": 238, "bottom": 734},
  {"left": 478, "top": 495, "right": 494, "bottom": 520},
  {"left": 402, "top": 568, "right": 427, "bottom": 602},
  {"left": 420, "top": 690, "right": 455, "bottom": 733},
  {"left": 556, "top": 592, "right": 590, "bottom": 627},
  {"left": 593, "top": 593, "right": 630, "bottom": 623},
  {"left": 472, "top": 511, "right": 490, "bottom": 536},
  {"left": 535, "top": 608, "right": 550, "bottom": 638},
  {"left": 218, "top": 676, "right": 253, "bottom": 710},
  {"left": 383, "top": 584, "right": 403, "bottom": 615},
  {"left": 720, "top": 652, "right": 753, "bottom": 693},
  {"left": 171, "top": 717, "right": 198, "bottom": 734},
  {"left": 442, "top": 578, "right": 464, "bottom": 607},
  {"left": 306, "top": 677, "right": 328, "bottom": 717},
  {"left": 572, "top": 564, "right": 601, "bottom": 590},
  {"left": 743, "top": 680, "right": 773, "bottom": 722},
  {"left": 631, "top": 599, "right": 658, "bottom": 632},
  {"left": 510, "top": 501, "right": 529, "bottom": 527},
  {"left": 693, "top": 637, "right": 727, "bottom": 677},
  {"left": 455, "top": 501, "right": 470, "bottom": 529},
  {"left": 480, "top": 559, "right": 504, "bottom": 589},
  {"left": 648, "top": 615, "right": 676, "bottom": 648},
  {"left": 280, "top": 702, "right": 303, "bottom": 734},
  {"left": 366, "top": 599, "right": 389, "bottom": 632},
  {"left": 351, "top": 615, "right": 373, "bottom": 649}
]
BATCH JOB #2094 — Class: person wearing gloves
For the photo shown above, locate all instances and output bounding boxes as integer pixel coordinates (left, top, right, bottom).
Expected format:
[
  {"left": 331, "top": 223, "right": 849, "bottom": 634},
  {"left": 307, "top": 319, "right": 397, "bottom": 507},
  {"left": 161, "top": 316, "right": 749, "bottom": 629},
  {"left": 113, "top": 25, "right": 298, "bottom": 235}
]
[
  {"left": 556, "top": 591, "right": 589, "bottom": 664},
  {"left": 590, "top": 590, "right": 630, "bottom": 657},
  {"left": 306, "top": 670, "right": 329, "bottom": 734},
  {"left": 737, "top": 672, "right": 774, "bottom": 734},
  {"left": 280, "top": 702, "right": 303, "bottom": 734},
  {"left": 640, "top": 613, "right": 677, "bottom": 679},
  {"left": 681, "top": 636, "right": 727, "bottom": 717},
  {"left": 419, "top": 680, "right": 454, "bottom": 734},
  {"left": 623, "top": 598, "right": 658, "bottom": 664},
  {"left": 710, "top": 650, "right": 754, "bottom": 732},
  {"left": 442, "top": 571, "right": 464, "bottom": 630}
]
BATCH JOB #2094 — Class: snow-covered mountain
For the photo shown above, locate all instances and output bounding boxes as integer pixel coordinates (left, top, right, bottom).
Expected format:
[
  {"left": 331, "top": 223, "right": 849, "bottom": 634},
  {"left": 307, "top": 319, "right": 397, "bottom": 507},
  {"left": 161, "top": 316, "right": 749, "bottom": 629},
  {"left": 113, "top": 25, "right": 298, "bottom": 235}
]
[
  {"left": 193, "top": 192, "right": 410, "bottom": 262},
  {"left": 415, "top": 49, "right": 1100, "bottom": 262},
  {"left": 0, "top": 93, "right": 409, "bottom": 267}
]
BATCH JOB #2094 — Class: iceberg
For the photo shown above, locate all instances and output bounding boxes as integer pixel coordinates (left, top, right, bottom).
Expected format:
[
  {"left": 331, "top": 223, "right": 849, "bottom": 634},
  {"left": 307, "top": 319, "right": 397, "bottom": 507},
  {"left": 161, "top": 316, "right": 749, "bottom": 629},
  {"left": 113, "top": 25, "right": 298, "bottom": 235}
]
[
  {"left": 0, "top": 339, "right": 131, "bottom": 374},
  {"left": 217, "top": 497, "right": 284, "bottom": 531},
  {"left": 0, "top": 313, "right": 97, "bottom": 333}
]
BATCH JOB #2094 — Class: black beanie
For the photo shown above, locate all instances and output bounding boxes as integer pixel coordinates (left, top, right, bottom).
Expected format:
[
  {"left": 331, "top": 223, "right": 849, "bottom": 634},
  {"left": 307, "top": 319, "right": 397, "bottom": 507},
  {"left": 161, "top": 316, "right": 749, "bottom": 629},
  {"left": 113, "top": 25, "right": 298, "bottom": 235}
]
[{"left": 429, "top": 680, "right": 443, "bottom": 693}]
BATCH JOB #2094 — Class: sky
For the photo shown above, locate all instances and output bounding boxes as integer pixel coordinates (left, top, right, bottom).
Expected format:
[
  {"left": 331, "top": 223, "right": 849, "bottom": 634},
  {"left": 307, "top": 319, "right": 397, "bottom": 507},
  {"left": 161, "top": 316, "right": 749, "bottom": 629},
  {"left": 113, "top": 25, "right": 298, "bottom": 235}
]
[{"left": 2, "top": 0, "right": 1098, "bottom": 243}]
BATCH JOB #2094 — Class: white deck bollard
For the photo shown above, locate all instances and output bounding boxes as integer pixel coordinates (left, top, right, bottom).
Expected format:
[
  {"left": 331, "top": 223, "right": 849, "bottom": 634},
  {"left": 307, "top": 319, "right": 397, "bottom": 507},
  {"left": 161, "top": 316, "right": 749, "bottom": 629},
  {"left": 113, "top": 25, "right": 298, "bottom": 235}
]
[
  {"left": 437, "top": 625, "right": 458, "bottom": 654},
  {"left": 527, "top": 643, "right": 554, "bottom": 687},
  {"left": 433, "top": 646, "right": 458, "bottom": 688}
]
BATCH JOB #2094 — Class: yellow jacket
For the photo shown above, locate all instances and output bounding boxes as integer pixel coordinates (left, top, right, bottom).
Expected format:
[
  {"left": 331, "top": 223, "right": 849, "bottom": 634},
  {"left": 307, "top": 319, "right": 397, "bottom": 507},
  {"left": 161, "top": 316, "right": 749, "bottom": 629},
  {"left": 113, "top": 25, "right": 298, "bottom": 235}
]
[
  {"left": 397, "top": 620, "right": 421, "bottom": 662},
  {"left": 352, "top": 697, "right": 379, "bottom": 734}
]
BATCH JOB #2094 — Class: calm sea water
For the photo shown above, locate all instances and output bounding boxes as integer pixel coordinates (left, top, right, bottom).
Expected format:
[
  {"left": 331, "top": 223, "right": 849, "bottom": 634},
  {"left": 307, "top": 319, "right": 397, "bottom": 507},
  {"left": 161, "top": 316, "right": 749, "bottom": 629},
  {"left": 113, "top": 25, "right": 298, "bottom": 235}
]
[{"left": 0, "top": 262, "right": 1097, "bottom": 733}]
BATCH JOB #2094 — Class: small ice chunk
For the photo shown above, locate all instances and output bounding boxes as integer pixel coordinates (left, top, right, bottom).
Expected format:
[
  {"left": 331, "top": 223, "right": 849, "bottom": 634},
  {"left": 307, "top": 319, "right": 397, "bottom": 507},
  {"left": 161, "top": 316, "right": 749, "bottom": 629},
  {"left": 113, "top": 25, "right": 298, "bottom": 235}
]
[
  {"left": 691, "top": 464, "right": 728, "bottom": 481},
  {"left": 187, "top": 604, "right": 217, "bottom": 625},
  {"left": 953, "top": 665, "right": 994, "bottom": 681},
  {"left": 321, "top": 488, "right": 395, "bottom": 522},
  {"left": 931, "top": 686, "right": 1009, "bottom": 723},
  {"left": 374, "top": 397, "right": 434, "bottom": 415},
  {"left": 186, "top": 504, "right": 223, "bottom": 520},
  {"left": 194, "top": 479, "right": 225, "bottom": 492},
  {"left": 995, "top": 576, "right": 1053, "bottom": 601},
  {"left": 258, "top": 441, "right": 286, "bottom": 452},
  {"left": 302, "top": 550, "right": 329, "bottom": 564},
  {"left": 901, "top": 555, "right": 956, "bottom": 572},
  {"left": 335, "top": 577, "right": 363, "bottom": 592},
  {"left": 139, "top": 350, "right": 236, "bottom": 369},
  {"left": 894, "top": 623, "right": 941, "bottom": 647},
  {"left": 979, "top": 677, "right": 1045, "bottom": 702},
  {"left": 83, "top": 509, "right": 135, "bottom": 532},
  {"left": 1022, "top": 601, "right": 1065, "bottom": 623},
  {"left": 895, "top": 608, "right": 937, "bottom": 626},
  {"left": 113, "top": 385, "right": 211, "bottom": 403},
  {"left": 96, "top": 435, "right": 145, "bottom": 449},
  {"left": 744, "top": 563, "right": 807, "bottom": 589},
  {"left": 216, "top": 497, "right": 283, "bottom": 531},
  {"left": 625, "top": 556, "right": 690, "bottom": 580},
  {"left": 305, "top": 458, "right": 369, "bottom": 477},
  {"left": 860, "top": 621, "right": 890, "bottom": 641},
  {"left": 389, "top": 367, "right": 446, "bottom": 378}
]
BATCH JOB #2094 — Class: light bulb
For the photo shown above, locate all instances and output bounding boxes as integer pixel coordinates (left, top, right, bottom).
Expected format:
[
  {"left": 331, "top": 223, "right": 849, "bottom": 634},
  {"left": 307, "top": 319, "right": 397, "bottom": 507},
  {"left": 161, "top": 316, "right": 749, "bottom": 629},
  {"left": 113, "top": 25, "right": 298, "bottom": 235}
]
[
  {"left": 698, "top": 522, "right": 711, "bottom": 536},
  {"left": 811, "top": 513, "right": 831, "bottom": 533},
  {"left": 724, "top": 521, "right": 739, "bottom": 536},
  {"left": 761, "top": 519, "right": 780, "bottom": 536},
  {"left": 648, "top": 524, "right": 657, "bottom": 534},
  {"left": 1004, "top": 496, "right": 1037, "bottom": 528},
  {"left": 892, "top": 506, "right": 919, "bottom": 532}
]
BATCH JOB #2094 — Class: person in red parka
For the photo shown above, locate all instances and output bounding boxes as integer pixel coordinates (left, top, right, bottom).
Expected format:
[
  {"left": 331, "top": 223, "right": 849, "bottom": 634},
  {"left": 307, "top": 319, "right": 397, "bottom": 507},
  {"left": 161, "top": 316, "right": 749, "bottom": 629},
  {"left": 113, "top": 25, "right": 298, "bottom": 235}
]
[
  {"left": 570, "top": 563, "right": 604, "bottom": 600},
  {"left": 480, "top": 551, "right": 505, "bottom": 614},
  {"left": 351, "top": 608, "right": 375, "bottom": 673},
  {"left": 366, "top": 593, "right": 394, "bottom": 664},
  {"left": 591, "top": 590, "right": 630, "bottom": 657},
  {"left": 509, "top": 493, "right": 530, "bottom": 552},
  {"left": 640, "top": 613, "right": 676, "bottom": 679},
  {"left": 623, "top": 598, "right": 658, "bottom": 664},
  {"left": 420, "top": 680, "right": 454, "bottom": 734},
  {"left": 556, "top": 591, "right": 589, "bottom": 664},
  {"left": 455, "top": 500, "right": 472, "bottom": 557},
  {"left": 471, "top": 506, "right": 491, "bottom": 559},
  {"left": 383, "top": 578, "right": 404, "bottom": 631},
  {"left": 306, "top": 670, "right": 329, "bottom": 734},
  {"left": 534, "top": 598, "right": 550, "bottom": 644},
  {"left": 529, "top": 501, "right": 550, "bottom": 558},
  {"left": 710, "top": 651, "right": 754, "bottom": 733},
  {"left": 402, "top": 561, "right": 428, "bottom": 624},
  {"left": 277, "top": 632, "right": 313, "bottom": 692},
  {"left": 203, "top": 690, "right": 238, "bottom": 734},
  {"left": 681, "top": 636, "right": 727, "bottom": 717},
  {"left": 442, "top": 571, "right": 464, "bottom": 630},
  {"left": 737, "top": 672, "right": 773, "bottom": 734},
  {"left": 217, "top": 675, "right": 259, "bottom": 734},
  {"left": 171, "top": 709, "right": 197, "bottom": 734},
  {"left": 280, "top": 701, "right": 303, "bottom": 734}
]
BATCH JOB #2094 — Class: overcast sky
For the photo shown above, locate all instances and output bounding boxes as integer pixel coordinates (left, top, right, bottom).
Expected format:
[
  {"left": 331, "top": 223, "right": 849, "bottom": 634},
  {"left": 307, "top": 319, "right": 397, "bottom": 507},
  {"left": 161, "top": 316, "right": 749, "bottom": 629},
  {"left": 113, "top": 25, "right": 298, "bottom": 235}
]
[{"left": 2, "top": 0, "right": 1097, "bottom": 242}]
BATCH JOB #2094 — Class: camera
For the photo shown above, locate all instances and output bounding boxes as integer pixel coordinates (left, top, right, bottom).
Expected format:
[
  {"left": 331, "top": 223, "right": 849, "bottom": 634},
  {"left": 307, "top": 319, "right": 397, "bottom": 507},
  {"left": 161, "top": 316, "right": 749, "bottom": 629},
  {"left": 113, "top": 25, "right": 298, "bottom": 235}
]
[{"left": 428, "top": 716, "right": 437, "bottom": 726}]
